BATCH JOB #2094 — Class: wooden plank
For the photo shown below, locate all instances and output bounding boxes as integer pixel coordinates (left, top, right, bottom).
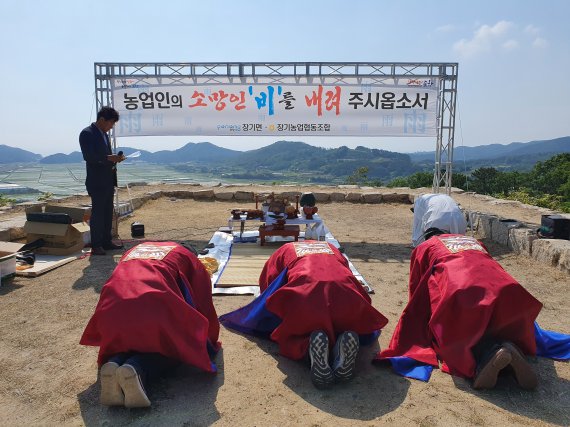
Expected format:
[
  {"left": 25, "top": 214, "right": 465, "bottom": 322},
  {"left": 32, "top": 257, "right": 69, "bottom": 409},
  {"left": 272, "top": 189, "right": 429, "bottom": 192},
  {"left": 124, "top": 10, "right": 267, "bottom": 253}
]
[
  {"left": 216, "top": 243, "right": 279, "bottom": 287},
  {"left": 16, "top": 253, "right": 80, "bottom": 277}
]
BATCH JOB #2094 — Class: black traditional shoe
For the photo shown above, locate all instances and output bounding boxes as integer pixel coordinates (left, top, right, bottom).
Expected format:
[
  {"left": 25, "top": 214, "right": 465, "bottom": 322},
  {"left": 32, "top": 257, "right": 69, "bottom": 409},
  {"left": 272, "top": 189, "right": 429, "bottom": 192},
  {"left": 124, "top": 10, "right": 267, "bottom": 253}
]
[
  {"left": 116, "top": 364, "right": 151, "bottom": 408},
  {"left": 473, "top": 345, "right": 512, "bottom": 389},
  {"left": 16, "top": 251, "right": 36, "bottom": 266},
  {"left": 331, "top": 331, "right": 360, "bottom": 382},
  {"left": 309, "top": 330, "right": 334, "bottom": 389},
  {"left": 103, "top": 242, "right": 124, "bottom": 250},
  {"left": 502, "top": 341, "right": 538, "bottom": 390},
  {"left": 91, "top": 247, "right": 107, "bottom": 256}
]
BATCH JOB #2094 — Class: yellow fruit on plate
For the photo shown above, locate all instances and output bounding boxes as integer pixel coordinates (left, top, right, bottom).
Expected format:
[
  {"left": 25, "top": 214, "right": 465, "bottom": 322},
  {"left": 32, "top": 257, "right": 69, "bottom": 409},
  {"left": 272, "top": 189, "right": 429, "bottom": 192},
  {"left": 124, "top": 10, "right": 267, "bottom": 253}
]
[{"left": 199, "top": 257, "right": 219, "bottom": 275}]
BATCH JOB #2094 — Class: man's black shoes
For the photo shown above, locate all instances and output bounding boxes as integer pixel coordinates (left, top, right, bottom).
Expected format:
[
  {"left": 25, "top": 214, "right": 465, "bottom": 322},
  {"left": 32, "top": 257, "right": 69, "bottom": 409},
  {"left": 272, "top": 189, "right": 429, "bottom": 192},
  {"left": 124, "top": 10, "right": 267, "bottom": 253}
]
[
  {"left": 92, "top": 242, "right": 123, "bottom": 255},
  {"left": 103, "top": 242, "right": 124, "bottom": 250},
  {"left": 91, "top": 247, "right": 106, "bottom": 256}
]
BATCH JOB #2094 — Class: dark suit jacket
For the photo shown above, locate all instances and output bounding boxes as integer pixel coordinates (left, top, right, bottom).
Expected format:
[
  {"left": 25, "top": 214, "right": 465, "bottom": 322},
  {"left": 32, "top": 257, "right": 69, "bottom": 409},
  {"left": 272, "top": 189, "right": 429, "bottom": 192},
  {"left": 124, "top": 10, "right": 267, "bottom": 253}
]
[{"left": 79, "top": 123, "right": 116, "bottom": 192}]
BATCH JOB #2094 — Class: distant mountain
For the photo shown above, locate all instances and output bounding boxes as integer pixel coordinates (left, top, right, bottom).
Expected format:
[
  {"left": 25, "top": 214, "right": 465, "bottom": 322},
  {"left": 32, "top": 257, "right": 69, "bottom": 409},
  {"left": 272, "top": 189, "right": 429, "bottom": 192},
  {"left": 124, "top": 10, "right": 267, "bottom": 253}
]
[
  {"left": 2, "top": 136, "right": 569, "bottom": 179},
  {"left": 227, "top": 140, "right": 416, "bottom": 180},
  {"left": 41, "top": 151, "right": 84, "bottom": 164},
  {"left": 148, "top": 142, "right": 240, "bottom": 163},
  {"left": 40, "top": 147, "right": 154, "bottom": 164},
  {"left": 0, "top": 144, "right": 41, "bottom": 163},
  {"left": 409, "top": 136, "right": 570, "bottom": 165},
  {"left": 38, "top": 142, "right": 241, "bottom": 164}
]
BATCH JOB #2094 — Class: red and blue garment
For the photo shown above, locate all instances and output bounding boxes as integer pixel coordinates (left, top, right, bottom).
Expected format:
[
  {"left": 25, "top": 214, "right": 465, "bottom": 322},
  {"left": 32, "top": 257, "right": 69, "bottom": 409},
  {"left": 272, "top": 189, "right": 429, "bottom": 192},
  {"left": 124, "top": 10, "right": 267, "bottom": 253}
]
[
  {"left": 220, "top": 241, "right": 388, "bottom": 360},
  {"left": 80, "top": 242, "right": 221, "bottom": 373},
  {"left": 375, "top": 235, "right": 570, "bottom": 381}
]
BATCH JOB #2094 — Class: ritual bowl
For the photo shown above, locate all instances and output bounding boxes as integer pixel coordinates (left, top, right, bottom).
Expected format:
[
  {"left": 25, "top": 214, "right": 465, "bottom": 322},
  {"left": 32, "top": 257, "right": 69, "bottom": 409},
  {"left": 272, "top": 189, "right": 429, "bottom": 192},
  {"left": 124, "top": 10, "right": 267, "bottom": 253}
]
[{"left": 303, "top": 206, "right": 318, "bottom": 220}]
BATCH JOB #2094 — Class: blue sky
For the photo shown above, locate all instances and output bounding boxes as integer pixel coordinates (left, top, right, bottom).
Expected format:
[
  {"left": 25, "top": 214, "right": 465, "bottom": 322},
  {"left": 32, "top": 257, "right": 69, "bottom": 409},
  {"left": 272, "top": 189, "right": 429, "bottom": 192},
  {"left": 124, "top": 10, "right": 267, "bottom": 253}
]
[{"left": 1, "top": 0, "right": 569, "bottom": 156}]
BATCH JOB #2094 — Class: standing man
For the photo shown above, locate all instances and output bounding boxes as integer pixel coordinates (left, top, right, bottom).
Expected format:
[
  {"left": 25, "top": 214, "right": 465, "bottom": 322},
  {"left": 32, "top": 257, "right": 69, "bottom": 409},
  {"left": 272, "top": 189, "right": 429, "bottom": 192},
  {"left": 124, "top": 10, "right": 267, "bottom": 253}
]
[{"left": 79, "top": 106, "right": 125, "bottom": 255}]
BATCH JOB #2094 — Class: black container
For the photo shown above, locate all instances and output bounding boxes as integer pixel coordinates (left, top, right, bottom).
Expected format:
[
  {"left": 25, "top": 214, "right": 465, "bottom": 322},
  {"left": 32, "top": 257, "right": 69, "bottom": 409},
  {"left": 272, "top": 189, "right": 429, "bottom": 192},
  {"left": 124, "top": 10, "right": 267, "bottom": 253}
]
[
  {"left": 131, "top": 222, "right": 145, "bottom": 238},
  {"left": 26, "top": 212, "right": 72, "bottom": 224},
  {"left": 539, "top": 215, "right": 570, "bottom": 240}
]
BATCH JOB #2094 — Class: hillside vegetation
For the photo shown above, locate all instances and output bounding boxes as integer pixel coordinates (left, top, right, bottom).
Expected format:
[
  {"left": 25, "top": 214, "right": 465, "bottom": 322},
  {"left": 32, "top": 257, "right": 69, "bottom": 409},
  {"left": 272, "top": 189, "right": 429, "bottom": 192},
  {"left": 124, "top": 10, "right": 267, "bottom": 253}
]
[
  {"left": 2, "top": 137, "right": 569, "bottom": 211},
  {"left": 4, "top": 137, "right": 568, "bottom": 180},
  {"left": 384, "top": 153, "right": 570, "bottom": 213}
]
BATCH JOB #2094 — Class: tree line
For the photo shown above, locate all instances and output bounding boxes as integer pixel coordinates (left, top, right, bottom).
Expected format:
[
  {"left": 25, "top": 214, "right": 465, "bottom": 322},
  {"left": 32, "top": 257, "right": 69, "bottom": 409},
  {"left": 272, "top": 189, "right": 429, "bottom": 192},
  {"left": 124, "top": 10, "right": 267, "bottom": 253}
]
[{"left": 347, "top": 153, "right": 570, "bottom": 213}]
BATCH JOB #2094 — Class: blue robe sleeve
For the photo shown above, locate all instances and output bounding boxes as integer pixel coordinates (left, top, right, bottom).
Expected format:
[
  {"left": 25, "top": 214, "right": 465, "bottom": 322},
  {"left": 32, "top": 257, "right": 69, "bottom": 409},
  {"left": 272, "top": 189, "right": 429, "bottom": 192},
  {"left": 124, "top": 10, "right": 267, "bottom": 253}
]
[
  {"left": 534, "top": 322, "right": 570, "bottom": 360},
  {"left": 387, "top": 357, "right": 434, "bottom": 382},
  {"left": 385, "top": 322, "right": 569, "bottom": 383},
  {"left": 178, "top": 276, "right": 218, "bottom": 371},
  {"left": 219, "top": 268, "right": 288, "bottom": 337}
]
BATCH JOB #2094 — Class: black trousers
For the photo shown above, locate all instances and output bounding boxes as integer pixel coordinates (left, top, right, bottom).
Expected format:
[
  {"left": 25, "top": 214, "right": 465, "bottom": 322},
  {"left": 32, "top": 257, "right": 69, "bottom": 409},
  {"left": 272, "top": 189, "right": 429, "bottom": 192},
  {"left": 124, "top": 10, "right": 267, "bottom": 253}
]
[
  {"left": 89, "top": 186, "right": 115, "bottom": 248},
  {"left": 108, "top": 352, "right": 179, "bottom": 389},
  {"left": 472, "top": 336, "right": 501, "bottom": 372}
]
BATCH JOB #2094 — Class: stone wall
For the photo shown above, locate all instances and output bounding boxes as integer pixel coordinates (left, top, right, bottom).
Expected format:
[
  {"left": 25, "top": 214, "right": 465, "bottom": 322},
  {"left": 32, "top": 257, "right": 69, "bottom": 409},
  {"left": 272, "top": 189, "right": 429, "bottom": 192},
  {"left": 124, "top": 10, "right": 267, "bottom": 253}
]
[
  {"left": 130, "top": 189, "right": 415, "bottom": 206},
  {"left": 2, "top": 188, "right": 569, "bottom": 274},
  {"left": 469, "top": 211, "right": 570, "bottom": 274}
]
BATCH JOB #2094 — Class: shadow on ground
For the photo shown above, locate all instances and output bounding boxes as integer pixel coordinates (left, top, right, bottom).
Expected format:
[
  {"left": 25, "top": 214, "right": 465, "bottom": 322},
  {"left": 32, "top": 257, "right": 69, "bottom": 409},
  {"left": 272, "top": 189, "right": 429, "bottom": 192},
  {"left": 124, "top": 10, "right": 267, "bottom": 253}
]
[
  {"left": 341, "top": 242, "right": 412, "bottom": 264},
  {"left": 452, "top": 357, "right": 570, "bottom": 426},
  {"left": 226, "top": 330, "right": 409, "bottom": 421},
  {"left": 0, "top": 278, "right": 24, "bottom": 295},
  {"left": 77, "top": 349, "right": 225, "bottom": 426}
]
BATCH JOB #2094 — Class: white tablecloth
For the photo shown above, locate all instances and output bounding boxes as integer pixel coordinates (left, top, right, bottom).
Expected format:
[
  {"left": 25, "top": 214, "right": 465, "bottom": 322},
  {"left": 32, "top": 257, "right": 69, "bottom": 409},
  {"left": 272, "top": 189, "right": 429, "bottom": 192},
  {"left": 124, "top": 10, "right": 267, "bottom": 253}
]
[
  {"left": 264, "top": 213, "right": 323, "bottom": 226},
  {"left": 228, "top": 214, "right": 323, "bottom": 229}
]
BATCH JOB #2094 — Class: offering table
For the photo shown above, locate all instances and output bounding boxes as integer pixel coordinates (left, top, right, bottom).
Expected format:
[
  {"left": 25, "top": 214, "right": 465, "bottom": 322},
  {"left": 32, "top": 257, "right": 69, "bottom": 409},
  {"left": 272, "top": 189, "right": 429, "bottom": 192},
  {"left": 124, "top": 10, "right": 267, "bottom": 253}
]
[{"left": 258, "top": 225, "right": 300, "bottom": 246}]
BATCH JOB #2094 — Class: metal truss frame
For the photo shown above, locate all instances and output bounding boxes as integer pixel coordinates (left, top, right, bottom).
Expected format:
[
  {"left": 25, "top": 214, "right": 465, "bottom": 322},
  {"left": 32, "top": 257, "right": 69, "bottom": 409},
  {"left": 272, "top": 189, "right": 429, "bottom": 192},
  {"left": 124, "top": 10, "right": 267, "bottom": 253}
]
[{"left": 95, "top": 62, "right": 458, "bottom": 193}]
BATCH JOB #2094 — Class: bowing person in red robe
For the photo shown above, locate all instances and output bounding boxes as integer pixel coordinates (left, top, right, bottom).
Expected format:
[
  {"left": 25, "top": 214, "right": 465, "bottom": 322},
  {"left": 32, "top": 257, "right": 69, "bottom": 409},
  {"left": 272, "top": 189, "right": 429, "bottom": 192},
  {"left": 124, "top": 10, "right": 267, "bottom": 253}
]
[
  {"left": 220, "top": 241, "right": 388, "bottom": 389},
  {"left": 375, "top": 231, "right": 542, "bottom": 389},
  {"left": 80, "top": 242, "right": 221, "bottom": 407}
]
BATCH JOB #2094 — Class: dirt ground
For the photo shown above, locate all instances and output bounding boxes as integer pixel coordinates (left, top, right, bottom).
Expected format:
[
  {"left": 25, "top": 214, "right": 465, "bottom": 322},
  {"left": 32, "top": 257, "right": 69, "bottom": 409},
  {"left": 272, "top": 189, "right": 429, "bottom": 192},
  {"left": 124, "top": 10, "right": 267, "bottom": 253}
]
[{"left": 0, "top": 185, "right": 568, "bottom": 426}]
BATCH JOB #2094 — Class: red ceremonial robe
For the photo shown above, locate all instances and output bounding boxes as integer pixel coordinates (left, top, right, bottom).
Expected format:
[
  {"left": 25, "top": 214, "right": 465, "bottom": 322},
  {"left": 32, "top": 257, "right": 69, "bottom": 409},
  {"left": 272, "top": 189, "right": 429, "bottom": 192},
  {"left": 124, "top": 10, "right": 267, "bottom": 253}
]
[
  {"left": 80, "top": 242, "right": 220, "bottom": 373},
  {"left": 376, "top": 235, "right": 542, "bottom": 379},
  {"left": 258, "top": 241, "right": 388, "bottom": 360}
]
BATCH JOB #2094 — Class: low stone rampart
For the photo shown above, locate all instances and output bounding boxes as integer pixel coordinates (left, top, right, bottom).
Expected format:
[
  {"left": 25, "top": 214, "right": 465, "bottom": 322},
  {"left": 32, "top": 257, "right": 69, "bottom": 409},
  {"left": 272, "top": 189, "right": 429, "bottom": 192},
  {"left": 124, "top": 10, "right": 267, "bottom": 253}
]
[{"left": 1, "top": 187, "right": 568, "bottom": 273}]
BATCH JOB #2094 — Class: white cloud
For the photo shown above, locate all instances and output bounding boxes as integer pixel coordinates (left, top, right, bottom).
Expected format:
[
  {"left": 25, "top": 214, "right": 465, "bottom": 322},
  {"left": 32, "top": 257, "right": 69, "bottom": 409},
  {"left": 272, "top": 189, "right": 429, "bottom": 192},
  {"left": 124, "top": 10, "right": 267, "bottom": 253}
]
[
  {"left": 453, "top": 21, "right": 549, "bottom": 57},
  {"left": 502, "top": 39, "right": 519, "bottom": 50},
  {"left": 524, "top": 24, "right": 549, "bottom": 49},
  {"left": 435, "top": 24, "right": 455, "bottom": 33},
  {"left": 478, "top": 20, "right": 514, "bottom": 37},
  {"left": 453, "top": 20, "right": 514, "bottom": 57},
  {"left": 524, "top": 24, "right": 540, "bottom": 36},
  {"left": 532, "top": 37, "right": 548, "bottom": 48}
]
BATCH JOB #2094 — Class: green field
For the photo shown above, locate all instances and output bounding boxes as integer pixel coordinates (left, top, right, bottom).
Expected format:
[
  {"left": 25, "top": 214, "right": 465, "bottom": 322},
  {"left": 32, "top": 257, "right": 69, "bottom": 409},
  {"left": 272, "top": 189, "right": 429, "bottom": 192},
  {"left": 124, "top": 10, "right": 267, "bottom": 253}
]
[{"left": 0, "top": 162, "right": 224, "bottom": 202}]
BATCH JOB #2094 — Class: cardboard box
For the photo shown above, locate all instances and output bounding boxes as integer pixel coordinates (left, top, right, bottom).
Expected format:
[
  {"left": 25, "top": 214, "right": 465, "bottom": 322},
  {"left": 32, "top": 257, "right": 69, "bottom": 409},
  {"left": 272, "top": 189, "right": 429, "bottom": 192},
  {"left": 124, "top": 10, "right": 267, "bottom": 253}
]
[
  {"left": 24, "top": 222, "right": 88, "bottom": 255},
  {"left": 45, "top": 205, "right": 91, "bottom": 222},
  {"left": 24, "top": 205, "right": 90, "bottom": 255},
  {"left": 0, "top": 241, "right": 25, "bottom": 283}
]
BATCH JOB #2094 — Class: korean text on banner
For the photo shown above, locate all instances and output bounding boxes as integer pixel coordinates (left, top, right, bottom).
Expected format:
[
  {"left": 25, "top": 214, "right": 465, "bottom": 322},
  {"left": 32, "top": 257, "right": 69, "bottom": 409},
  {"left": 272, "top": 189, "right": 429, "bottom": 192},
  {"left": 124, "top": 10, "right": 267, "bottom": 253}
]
[{"left": 112, "top": 79, "right": 439, "bottom": 138}]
